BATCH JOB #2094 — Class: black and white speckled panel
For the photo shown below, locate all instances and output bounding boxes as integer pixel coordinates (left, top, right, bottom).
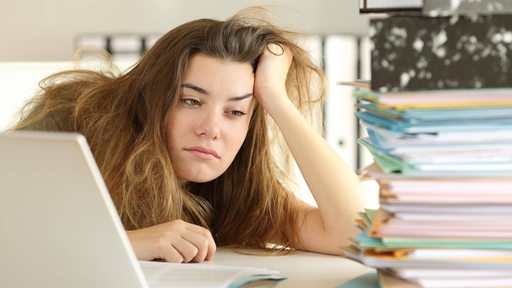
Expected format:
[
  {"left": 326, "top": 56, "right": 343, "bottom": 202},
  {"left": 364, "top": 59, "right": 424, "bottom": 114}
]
[
  {"left": 424, "top": 0, "right": 512, "bottom": 16},
  {"left": 370, "top": 14, "right": 512, "bottom": 92}
]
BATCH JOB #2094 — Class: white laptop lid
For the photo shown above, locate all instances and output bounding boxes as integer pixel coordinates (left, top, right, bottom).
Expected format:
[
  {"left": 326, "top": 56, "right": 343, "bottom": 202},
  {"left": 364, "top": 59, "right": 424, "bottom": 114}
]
[{"left": 0, "top": 131, "right": 148, "bottom": 288}]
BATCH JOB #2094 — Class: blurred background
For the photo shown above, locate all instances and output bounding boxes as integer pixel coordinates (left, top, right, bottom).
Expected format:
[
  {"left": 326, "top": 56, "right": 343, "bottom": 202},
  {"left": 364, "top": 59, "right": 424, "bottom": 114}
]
[{"left": 0, "top": 0, "right": 369, "bottom": 61}]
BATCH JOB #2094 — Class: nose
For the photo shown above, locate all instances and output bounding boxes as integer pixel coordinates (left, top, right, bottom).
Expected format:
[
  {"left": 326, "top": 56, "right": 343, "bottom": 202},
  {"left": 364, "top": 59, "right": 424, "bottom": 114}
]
[{"left": 197, "top": 108, "right": 221, "bottom": 140}]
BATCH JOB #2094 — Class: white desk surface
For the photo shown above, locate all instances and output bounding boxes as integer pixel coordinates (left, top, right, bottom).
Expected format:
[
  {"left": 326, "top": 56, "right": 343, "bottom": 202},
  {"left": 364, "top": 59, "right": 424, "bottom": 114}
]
[{"left": 210, "top": 248, "right": 373, "bottom": 287}]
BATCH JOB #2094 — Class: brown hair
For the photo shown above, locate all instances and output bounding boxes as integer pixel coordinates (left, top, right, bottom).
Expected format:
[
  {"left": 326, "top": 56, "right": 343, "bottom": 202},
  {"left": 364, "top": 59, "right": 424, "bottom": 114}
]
[{"left": 13, "top": 7, "right": 326, "bottom": 250}]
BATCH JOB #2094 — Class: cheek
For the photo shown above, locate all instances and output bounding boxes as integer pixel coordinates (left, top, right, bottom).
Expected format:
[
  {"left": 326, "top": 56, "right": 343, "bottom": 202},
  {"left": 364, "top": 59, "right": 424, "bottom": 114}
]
[
  {"left": 165, "top": 114, "right": 182, "bottom": 152},
  {"left": 228, "top": 121, "right": 251, "bottom": 151}
]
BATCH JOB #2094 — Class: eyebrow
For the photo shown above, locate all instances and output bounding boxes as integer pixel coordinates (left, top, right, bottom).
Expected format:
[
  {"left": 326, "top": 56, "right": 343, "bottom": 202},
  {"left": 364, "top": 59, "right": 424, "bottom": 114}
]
[{"left": 181, "top": 83, "right": 253, "bottom": 101}]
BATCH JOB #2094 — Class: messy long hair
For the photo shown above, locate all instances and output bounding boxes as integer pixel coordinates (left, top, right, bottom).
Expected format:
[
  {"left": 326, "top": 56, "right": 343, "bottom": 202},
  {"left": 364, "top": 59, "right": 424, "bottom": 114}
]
[{"left": 13, "top": 7, "right": 326, "bottom": 250}]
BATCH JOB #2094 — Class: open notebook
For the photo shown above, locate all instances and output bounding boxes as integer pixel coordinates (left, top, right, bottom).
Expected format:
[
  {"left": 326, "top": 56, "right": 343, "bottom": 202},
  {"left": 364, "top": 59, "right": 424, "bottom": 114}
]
[{"left": 0, "top": 131, "right": 285, "bottom": 288}]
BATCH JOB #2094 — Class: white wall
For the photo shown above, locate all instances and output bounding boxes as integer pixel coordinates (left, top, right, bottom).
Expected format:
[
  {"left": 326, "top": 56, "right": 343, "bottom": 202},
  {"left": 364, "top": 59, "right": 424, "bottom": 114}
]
[
  {"left": 0, "top": 61, "right": 135, "bottom": 130},
  {"left": 0, "top": 0, "right": 369, "bottom": 61}
]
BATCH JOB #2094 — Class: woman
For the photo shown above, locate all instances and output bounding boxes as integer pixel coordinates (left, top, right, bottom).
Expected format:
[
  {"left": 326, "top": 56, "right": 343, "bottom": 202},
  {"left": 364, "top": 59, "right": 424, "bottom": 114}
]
[{"left": 13, "top": 7, "right": 365, "bottom": 263}]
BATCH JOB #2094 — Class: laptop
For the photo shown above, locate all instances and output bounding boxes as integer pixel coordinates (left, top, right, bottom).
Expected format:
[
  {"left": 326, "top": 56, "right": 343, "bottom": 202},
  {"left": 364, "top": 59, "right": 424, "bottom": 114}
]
[
  {"left": 0, "top": 131, "right": 148, "bottom": 288},
  {"left": 0, "top": 131, "right": 284, "bottom": 288}
]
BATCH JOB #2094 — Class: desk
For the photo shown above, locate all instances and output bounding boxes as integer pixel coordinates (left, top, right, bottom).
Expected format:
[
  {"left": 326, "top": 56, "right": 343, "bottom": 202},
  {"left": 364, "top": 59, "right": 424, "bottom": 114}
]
[{"left": 211, "top": 248, "right": 373, "bottom": 287}]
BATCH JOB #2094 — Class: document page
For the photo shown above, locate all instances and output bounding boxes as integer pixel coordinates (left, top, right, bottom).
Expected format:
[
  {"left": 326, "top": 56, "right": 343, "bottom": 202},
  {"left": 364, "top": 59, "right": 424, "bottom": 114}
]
[{"left": 139, "top": 261, "right": 286, "bottom": 288}]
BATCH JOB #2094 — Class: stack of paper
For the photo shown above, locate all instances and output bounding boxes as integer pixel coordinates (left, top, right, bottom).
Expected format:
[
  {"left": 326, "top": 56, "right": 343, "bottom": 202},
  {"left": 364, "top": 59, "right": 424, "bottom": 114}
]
[
  {"left": 354, "top": 87, "right": 512, "bottom": 176},
  {"left": 343, "top": 83, "right": 512, "bottom": 287}
]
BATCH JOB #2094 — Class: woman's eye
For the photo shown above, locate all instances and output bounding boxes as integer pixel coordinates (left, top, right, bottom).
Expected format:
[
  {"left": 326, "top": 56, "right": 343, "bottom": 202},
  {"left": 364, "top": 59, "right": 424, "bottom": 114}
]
[
  {"left": 229, "top": 110, "right": 247, "bottom": 117},
  {"left": 181, "top": 98, "right": 201, "bottom": 106}
]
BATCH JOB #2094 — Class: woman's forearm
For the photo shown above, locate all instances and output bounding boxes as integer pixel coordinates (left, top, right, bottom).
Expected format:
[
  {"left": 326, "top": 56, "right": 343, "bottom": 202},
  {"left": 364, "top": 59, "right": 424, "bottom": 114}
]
[{"left": 269, "top": 97, "right": 365, "bottom": 254}]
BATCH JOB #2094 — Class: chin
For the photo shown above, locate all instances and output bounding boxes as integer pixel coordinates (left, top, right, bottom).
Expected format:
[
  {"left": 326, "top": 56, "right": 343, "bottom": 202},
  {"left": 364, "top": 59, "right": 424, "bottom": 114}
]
[{"left": 182, "top": 172, "right": 223, "bottom": 184}]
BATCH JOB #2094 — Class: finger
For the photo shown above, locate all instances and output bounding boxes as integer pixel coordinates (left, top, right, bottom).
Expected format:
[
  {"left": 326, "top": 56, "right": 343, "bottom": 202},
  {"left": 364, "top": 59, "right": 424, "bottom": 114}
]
[
  {"left": 185, "top": 225, "right": 217, "bottom": 261},
  {"left": 170, "top": 237, "right": 200, "bottom": 263},
  {"left": 267, "top": 43, "right": 284, "bottom": 55},
  {"left": 181, "top": 234, "right": 208, "bottom": 262},
  {"left": 158, "top": 241, "right": 185, "bottom": 263},
  {"left": 205, "top": 238, "right": 216, "bottom": 261},
  {"left": 181, "top": 230, "right": 215, "bottom": 262}
]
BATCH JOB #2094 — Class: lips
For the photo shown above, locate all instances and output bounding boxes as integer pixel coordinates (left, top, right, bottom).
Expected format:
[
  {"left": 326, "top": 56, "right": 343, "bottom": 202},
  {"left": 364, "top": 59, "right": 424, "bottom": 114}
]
[{"left": 184, "top": 146, "right": 220, "bottom": 159}]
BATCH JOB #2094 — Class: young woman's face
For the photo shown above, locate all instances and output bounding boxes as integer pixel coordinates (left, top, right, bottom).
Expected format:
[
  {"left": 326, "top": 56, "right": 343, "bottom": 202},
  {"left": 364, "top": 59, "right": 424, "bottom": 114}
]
[{"left": 166, "top": 53, "right": 255, "bottom": 183}]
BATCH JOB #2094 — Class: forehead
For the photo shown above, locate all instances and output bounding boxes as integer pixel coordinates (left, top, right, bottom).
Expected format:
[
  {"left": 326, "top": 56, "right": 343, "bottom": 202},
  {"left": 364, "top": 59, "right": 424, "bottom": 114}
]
[
  {"left": 184, "top": 53, "right": 253, "bottom": 79},
  {"left": 182, "top": 53, "right": 255, "bottom": 94}
]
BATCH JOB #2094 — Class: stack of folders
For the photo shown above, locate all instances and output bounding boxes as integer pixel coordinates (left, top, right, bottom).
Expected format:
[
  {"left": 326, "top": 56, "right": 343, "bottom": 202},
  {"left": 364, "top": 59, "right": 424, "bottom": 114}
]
[
  {"left": 343, "top": 2, "right": 512, "bottom": 287},
  {"left": 344, "top": 86, "right": 512, "bottom": 287}
]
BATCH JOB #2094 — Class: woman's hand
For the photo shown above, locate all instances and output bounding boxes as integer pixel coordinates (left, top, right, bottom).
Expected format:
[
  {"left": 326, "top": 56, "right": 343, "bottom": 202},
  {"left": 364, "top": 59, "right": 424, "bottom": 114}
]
[
  {"left": 253, "top": 43, "right": 293, "bottom": 115},
  {"left": 126, "top": 220, "right": 216, "bottom": 263},
  {"left": 253, "top": 44, "right": 365, "bottom": 256}
]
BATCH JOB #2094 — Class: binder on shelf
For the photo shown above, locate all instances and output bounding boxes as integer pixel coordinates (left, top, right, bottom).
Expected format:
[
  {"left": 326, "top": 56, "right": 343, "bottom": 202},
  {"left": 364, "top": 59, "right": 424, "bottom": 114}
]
[
  {"left": 359, "top": 0, "right": 423, "bottom": 13},
  {"left": 369, "top": 14, "right": 512, "bottom": 92},
  {"left": 424, "top": 0, "right": 512, "bottom": 16},
  {"left": 109, "top": 35, "right": 143, "bottom": 54},
  {"left": 359, "top": 0, "right": 512, "bottom": 16}
]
